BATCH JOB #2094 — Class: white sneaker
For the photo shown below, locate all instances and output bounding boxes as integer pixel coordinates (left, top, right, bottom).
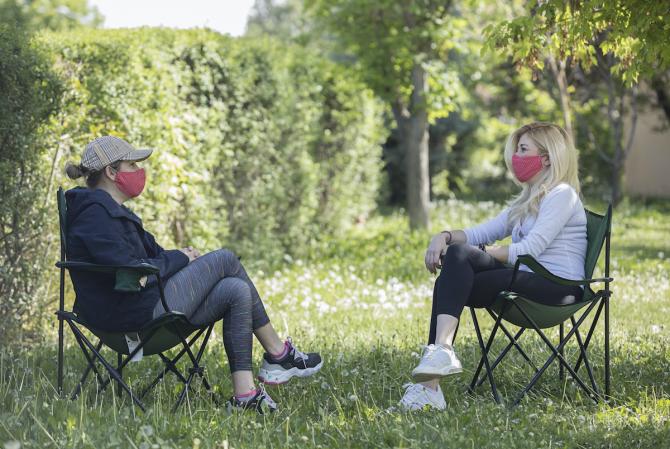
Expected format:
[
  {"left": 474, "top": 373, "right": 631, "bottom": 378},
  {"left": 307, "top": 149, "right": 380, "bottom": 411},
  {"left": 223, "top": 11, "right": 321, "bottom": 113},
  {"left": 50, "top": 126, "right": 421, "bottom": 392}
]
[
  {"left": 398, "top": 383, "right": 446, "bottom": 411},
  {"left": 411, "top": 344, "right": 462, "bottom": 382}
]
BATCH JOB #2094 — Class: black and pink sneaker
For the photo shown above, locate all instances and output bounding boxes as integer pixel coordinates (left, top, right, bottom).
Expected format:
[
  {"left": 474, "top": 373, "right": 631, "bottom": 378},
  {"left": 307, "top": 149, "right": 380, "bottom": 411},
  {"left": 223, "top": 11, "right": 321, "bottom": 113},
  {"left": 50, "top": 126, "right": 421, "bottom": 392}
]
[
  {"left": 258, "top": 337, "right": 323, "bottom": 385},
  {"left": 225, "top": 385, "right": 277, "bottom": 414}
]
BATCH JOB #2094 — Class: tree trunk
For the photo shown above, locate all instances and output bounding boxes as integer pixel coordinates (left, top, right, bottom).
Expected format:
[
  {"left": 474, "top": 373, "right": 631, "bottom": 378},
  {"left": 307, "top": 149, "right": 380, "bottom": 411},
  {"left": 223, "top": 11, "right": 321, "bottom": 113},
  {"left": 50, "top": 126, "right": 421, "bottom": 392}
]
[
  {"left": 595, "top": 45, "right": 639, "bottom": 207},
  {"left": 651, "top": 74, "right": 670, "bottom": 124},
  {"left": 548, "top": 55, "right": 574, "bottom": 142},
  {"left": 405, "top": 63, "right": 430, "bottom": 230}
]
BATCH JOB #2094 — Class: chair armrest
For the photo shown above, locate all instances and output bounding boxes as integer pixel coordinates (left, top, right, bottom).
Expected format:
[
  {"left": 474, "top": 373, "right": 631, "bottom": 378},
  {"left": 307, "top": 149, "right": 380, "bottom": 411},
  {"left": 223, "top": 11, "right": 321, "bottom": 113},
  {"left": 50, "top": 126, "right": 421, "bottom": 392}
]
[
  {"left": 56, "top": 261, "right": 160, "bottom": 292},
  {"left": 511, "top": 255, "right": 613, "bottom": 288}
]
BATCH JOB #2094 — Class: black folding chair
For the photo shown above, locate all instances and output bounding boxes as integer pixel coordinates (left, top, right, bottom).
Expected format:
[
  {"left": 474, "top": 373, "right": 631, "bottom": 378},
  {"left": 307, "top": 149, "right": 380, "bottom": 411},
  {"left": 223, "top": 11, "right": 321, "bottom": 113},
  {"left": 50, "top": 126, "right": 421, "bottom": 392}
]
[
  {"left": 467, "top": 206, "right": 613, "bottom": 407},
  {"left": 55, "top": 187, "right": 218, "bottom": 412}
]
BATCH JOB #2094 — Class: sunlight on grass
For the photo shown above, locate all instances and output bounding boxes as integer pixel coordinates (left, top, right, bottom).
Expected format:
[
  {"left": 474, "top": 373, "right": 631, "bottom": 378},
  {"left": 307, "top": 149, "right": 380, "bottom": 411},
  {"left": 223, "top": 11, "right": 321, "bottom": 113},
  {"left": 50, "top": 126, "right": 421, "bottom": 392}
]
[{"left": 2, "top": 200, "right": 669, "bottom": 448}]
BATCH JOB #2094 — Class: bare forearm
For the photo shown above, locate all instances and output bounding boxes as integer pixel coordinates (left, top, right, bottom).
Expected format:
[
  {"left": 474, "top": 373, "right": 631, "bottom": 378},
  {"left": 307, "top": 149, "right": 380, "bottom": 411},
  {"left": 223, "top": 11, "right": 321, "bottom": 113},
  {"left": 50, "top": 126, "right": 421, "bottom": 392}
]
[
  {"left": 440, "top": 230, "right": 467, "bottom": 245},
  {"left": 485, "top": 245, "right": 509, "bottom": 264}
]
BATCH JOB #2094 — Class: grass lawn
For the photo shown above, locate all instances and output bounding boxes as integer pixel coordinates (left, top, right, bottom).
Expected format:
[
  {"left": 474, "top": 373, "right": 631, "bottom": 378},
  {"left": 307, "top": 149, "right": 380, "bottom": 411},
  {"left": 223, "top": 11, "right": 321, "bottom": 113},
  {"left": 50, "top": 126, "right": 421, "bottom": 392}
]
[{"left": 2, "top": 199, "right": 669, "bottom": 449}]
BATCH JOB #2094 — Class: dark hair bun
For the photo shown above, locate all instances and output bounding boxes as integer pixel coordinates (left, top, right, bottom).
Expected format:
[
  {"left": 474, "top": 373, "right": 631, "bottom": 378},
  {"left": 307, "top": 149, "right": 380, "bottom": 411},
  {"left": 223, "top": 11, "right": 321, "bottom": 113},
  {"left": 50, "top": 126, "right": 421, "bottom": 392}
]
[{"left": 65, "top": 162, "right": 84, "bottom": 179}]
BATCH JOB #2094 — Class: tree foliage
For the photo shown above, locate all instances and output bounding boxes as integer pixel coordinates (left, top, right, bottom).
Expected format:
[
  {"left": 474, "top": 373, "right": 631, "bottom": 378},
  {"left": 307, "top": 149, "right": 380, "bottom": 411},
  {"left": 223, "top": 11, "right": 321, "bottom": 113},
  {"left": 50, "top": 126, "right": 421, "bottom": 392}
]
[
  {"left": 484, "top": 0, "right": 670, "bottom": 205},
  {"left": 0, "top": 0, "right": 102, "bottom": 32},
  {"left": 484, "top": 0, "right": 670, "bottom": 85},
  {"left": 306, "top": 0, "right": 463, "bottom": 118}
]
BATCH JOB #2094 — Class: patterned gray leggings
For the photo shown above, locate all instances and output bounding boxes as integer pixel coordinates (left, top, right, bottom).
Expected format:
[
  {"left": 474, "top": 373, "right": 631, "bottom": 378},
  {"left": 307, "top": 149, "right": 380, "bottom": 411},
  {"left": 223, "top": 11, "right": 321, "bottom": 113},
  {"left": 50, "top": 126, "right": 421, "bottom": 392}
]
[{"left": 152, "top": 249, "right": 270, "bottom": 372}]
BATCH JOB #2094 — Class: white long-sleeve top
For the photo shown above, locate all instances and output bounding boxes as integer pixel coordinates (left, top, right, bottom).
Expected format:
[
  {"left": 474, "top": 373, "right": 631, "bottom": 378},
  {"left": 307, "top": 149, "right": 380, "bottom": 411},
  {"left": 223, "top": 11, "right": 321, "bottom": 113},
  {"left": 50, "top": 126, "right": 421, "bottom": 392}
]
[{"left": 463, "top": 183, "right": 587, "bottom": 281}]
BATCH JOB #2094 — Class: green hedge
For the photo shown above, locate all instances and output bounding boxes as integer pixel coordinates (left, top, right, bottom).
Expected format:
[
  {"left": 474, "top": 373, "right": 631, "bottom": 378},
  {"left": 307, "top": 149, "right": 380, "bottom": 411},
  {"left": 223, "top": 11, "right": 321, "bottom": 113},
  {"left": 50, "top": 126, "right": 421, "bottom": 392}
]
[
  {"left": 0, "top": 28, "right": 385, "bottom": 342},
  {"left": 0, "top": 25, "right": 62, "bottom": 342},
  {"left": 43, "top": 29, "right": 385, "bottom": 256}
]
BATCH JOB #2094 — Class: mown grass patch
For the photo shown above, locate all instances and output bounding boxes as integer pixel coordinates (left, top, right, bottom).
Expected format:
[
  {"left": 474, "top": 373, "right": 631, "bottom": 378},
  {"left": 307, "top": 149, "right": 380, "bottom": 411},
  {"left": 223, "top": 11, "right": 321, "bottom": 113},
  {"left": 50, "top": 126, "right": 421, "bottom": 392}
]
[{"left": 2, "top": 199, "right": 669, "bottom": 448}]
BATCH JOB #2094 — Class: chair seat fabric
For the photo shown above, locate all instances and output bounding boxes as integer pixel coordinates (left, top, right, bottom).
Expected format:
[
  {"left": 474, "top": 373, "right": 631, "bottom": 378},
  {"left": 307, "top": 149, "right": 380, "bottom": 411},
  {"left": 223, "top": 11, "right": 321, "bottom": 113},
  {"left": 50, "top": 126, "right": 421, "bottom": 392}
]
[
  {"left": 57, "top": 310, "right": 200, "bottom": 355},
  {"left": 491, "top": 290, "right": 596, "bottom": 329}
]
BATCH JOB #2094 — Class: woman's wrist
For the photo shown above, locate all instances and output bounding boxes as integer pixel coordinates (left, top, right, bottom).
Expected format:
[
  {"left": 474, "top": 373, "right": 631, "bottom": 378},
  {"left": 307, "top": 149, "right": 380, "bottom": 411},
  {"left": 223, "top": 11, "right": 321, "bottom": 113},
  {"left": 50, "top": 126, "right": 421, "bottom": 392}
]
[{"left": 441, "top": 230, "right": 453, "bottom": 245}]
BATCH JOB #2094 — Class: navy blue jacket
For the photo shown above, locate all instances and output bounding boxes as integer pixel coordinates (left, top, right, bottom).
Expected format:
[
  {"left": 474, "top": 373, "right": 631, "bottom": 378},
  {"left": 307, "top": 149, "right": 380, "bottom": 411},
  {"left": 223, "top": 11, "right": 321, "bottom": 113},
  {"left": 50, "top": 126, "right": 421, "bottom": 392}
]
[{"left": 65, "top": 187, "right": 189, "bottom": 331}]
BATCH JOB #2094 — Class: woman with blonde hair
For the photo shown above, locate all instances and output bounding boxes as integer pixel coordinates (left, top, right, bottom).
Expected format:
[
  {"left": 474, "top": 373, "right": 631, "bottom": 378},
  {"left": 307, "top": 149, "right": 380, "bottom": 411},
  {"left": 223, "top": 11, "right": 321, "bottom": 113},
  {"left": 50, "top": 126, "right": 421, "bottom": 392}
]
[{"left": 399, "top": 122, "right": 587, "bottom": 410}]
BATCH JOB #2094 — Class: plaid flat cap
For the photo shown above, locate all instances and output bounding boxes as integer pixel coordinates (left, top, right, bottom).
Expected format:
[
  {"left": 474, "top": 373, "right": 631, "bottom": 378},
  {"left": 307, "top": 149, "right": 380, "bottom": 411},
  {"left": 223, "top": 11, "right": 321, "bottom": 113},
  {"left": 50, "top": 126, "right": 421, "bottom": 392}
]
[{"left": 81, "top": 136, "right": 153, "bottom": 171}]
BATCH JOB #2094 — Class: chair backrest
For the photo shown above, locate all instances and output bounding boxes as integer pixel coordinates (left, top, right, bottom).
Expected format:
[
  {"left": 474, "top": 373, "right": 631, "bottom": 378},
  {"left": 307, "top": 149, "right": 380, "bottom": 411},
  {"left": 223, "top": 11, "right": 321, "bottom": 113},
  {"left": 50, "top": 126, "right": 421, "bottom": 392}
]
[
  {"left": 584, "top": 205, "right": 612, "bottom": 280},
  {"left": 57, "top": 187, "right": 68, "bottom": 259}
]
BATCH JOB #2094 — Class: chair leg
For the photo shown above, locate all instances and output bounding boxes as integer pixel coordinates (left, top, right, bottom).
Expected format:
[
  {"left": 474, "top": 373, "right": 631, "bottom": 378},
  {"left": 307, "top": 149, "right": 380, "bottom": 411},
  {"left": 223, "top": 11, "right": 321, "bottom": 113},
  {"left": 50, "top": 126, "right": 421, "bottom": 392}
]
[
  {"left": 475, "top": 328, "right": 528, "bottom": 389},
  {"left": 192, "top": 326, "right": 218, "bottom": 406},
  {"left": 117, "top": 353, "right": 123, "bottom": 398},
  {"left": 486, "top": 310, "right": 537, "bottom": 370},
  {"left": 69, "top": 326, "right": 105, "bottom": 400},
  {"left": 559, "top": 323, "right": 565, "bottom": 381},
  {"left": 58, "top": 316, "right": 65, "bottom": 396},
  {"left": 169, "top": 324, "right": 216, "bottom": 411},
  {"left": 98, "top": 327, "right": 161, "bottom": 394},
  {"left": 571, "top": 317, "right": 600, "bottom": 396},
  {"left": 468, "top": 308, "right": 503, "bottom": 404},
  {"left": 573, "top": 300, "right": 604, "bottom": 374},
  {"left": 511, "top": 300, "right": 600, "bottom": 407},
  {"left": 605, "top": 295, "right": 611, "bottom": 399},
  {"left": 139, "top": 327, "right": 207, "bottom": 400},
  {"left": 68, "top": 322, "right": 145, "bottom": 412}
]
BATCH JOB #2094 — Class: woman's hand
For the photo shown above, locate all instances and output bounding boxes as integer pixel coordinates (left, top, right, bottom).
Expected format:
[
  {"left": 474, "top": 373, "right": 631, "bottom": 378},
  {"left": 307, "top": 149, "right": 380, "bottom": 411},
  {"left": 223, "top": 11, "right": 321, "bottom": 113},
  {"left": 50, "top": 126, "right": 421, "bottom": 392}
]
[
  {"left": 180, "top": 246, "right": 200, "bottom": 262},
  {"left": 485, "top": 245, "right": 509, "bottom": 264},
  {"left": 425, "top": 233, "right": 448, "bottom": 274}
]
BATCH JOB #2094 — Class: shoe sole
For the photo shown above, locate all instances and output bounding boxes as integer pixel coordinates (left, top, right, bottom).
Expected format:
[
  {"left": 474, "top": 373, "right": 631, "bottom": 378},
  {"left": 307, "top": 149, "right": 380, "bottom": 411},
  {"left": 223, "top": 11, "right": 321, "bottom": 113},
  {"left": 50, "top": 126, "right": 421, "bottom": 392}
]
[
  {"left": 411, "top": 365, "right": 463, "bottom": 382},
  {"left": 258, "top": 360, "right": 324, "bottom": 385},
  {"left": 399, "top": 402, "right": 447, "bottom": 412}
]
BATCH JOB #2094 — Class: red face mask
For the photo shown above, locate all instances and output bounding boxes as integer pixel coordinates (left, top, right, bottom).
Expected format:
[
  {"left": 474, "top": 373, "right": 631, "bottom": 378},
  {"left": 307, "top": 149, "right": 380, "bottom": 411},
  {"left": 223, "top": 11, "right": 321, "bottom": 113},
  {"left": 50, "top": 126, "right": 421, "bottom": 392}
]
[
  {"left": 114, "top": 168, "right": 146, "bottom": 198},
  {"left": 511, "top": 154, "right": 545, "bottom": 182}
]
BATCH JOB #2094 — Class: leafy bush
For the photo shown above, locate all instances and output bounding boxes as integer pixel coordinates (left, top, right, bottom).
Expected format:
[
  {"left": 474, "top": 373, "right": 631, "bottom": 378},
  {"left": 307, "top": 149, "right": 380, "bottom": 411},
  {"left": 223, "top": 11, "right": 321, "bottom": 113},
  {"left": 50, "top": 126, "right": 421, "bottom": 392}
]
[
  {"left": 39, "top": 29, "right": 384, "bottom": 262},
  {"left": 0, "top": 28, "right": 384, "bottom": 343},
  {"left": 0, "top": 25, "right": 62, "bottom": 342}
]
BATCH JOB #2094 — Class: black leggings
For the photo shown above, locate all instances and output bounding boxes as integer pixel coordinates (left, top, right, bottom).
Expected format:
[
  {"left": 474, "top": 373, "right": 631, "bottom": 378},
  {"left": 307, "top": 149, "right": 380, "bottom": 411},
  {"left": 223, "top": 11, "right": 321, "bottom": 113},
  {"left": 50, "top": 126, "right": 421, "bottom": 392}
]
[{"left": 428, "top": 243, "right": 583, "bottom": 345}]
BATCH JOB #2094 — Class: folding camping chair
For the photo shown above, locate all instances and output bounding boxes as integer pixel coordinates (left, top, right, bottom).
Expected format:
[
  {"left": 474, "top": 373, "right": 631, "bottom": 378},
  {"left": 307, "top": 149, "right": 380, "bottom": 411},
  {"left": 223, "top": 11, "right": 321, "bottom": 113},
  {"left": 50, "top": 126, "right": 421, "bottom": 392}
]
[
  {"left": 467, "top": 206, "right": 613, "bottom": 407},
  {"left": 55, "top": 187, "right": 218, "bottom": 412}
]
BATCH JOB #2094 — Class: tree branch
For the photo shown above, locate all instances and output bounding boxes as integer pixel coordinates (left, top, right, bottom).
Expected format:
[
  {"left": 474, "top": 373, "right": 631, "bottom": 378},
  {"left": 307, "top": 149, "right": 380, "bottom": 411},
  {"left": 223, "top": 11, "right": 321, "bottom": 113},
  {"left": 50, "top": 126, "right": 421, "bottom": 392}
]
[{"left": 623, "top": 85, "right": 638, "bottom": 160}]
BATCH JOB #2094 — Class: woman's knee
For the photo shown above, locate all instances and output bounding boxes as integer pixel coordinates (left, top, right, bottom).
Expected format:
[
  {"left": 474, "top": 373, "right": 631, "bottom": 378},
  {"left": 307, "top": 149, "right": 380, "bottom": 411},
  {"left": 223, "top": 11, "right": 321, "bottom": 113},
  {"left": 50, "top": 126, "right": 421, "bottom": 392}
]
[
  {"left": 226, "top": 278, "right": 252, "bottom": 309},
  {"left": 212, "top": 248, "right": 240, "bottom": 272},
  {"left": 444, "top": 242, "right": 470, "bottom": 264},
  {"left": 216, "top": 248, "right": 238, "bottom": 262}
]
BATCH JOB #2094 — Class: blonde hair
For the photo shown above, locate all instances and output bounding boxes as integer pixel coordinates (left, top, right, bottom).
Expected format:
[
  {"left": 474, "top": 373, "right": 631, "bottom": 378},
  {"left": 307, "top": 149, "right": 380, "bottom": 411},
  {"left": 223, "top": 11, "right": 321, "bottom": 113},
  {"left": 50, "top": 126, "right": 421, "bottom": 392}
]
[{"left": 504, "top": 122, "right": 580, "bottom": 226}]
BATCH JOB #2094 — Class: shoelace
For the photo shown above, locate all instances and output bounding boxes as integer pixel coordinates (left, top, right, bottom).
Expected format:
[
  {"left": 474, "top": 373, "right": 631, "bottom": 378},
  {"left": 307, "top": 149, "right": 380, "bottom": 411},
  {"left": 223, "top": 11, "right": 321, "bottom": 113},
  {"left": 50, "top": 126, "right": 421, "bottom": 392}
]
[
  {"left": 287, "top": 336, "right": 308, "bottom": 362},
  {"left": 400, "top": 383, "right": 429, "bottom": 405},
  {"left": 421, "top": 344, "right": 439, "bottom": 361},
  {"left": 257, "top": 384, "right": 276, "bottom": 408}
]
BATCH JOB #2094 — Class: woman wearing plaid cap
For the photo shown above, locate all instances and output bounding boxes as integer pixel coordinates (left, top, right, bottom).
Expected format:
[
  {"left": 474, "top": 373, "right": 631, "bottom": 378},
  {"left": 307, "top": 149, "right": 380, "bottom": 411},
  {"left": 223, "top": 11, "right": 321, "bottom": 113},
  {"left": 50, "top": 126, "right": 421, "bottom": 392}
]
[{"left": 64, "top": 135, "right": 323, "bottom": 413}]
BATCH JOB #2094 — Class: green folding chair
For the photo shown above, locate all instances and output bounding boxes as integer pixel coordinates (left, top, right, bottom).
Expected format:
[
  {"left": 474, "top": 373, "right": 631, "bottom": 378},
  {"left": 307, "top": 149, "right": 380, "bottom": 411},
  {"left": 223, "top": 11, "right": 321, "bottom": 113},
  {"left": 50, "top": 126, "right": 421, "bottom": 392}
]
[
  {"left": 467, "top": 205, "right": 613, "bottom": 407},
  {"left": 55, "top": 187, "right": 218, "bottom": 412}
]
